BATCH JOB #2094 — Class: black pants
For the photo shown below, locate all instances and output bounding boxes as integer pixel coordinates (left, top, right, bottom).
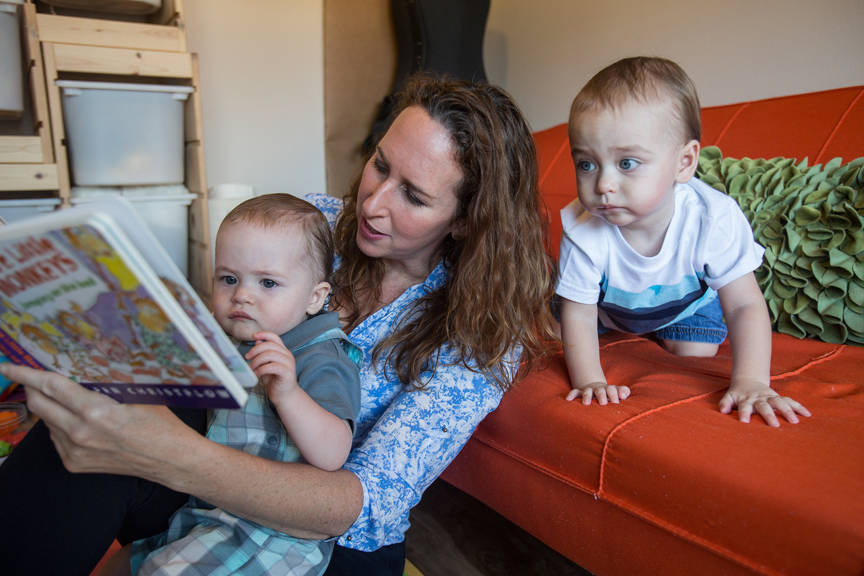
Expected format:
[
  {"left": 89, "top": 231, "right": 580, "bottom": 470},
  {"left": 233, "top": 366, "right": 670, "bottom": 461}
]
[{"left": 0, "top": 410, "right": 405, "bottom": 576}]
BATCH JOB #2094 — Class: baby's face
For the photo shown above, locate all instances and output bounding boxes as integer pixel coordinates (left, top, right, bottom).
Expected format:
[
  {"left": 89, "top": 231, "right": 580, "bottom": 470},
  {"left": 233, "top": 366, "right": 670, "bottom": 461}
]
[
  {"left": 569, "top": 99, "right": 695, "bottom": 238},
  {"left": 212, "top": 221, "right": 325, "bottom": 341}
]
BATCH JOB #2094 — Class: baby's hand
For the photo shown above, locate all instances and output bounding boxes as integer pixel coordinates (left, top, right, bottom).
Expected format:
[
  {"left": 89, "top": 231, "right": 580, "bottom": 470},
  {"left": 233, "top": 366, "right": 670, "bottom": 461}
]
[
  {"left": 719, "top": 379, "right": 811, "bottom": 427},
  {"left": 246, "top": 332, "right": 299, "bottom": 406},
  {"left": 566, "top": 382, "right": 630, "bottom": 405}
]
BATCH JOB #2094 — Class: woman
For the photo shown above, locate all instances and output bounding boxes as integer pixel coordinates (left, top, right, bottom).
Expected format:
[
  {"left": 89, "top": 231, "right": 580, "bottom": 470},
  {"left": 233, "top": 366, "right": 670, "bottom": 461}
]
[{"left": 0, "top": 75, "right": 556, "bottom": 576}]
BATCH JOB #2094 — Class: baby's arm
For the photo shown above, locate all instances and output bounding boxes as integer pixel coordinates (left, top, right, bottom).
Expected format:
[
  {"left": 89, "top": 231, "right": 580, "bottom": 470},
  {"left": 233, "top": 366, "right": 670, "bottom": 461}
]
[
  {"left": 560, "top": 298, "right": 630, "bottom": 405},
  {"left": 246, "top": 332, "right": 353, "bottom": 471},
  {"left": 717, "top": 273, "right": 811, "bottom": 426}
]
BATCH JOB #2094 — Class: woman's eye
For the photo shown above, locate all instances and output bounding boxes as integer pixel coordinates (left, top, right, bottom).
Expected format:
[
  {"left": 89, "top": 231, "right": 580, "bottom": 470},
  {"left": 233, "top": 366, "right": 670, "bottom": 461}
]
[
  {"left": 260, "top": 279, "right": 278, "bottom": 289},
  {"left": 620, "top": 159, "right": 639, "bottom": 170},
  {"left": 578, "top": 160, "right": 595, "bottom": 172},
  {"left": 371, "top": 158, "right": 388, "bottom": 175},
  {"left": 403, "top": 187, "right": 424, "bottom": 207},
  {"left": 220, "top": 275, "right": 237, "bottom": 285}
]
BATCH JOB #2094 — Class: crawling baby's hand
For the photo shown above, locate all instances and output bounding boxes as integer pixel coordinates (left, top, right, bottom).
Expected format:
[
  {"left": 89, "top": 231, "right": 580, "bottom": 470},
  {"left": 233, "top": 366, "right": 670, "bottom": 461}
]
[
  {"left": 720, "top": 379, "right": 811, "bottom": 427},
  {"left": 566, "top": 383, "right": 630, "bottom": 405}
]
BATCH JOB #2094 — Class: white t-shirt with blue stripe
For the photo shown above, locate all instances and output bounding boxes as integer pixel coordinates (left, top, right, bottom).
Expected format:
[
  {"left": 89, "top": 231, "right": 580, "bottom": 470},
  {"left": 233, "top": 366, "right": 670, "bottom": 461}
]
[{"left": 556, "top": 177, "right": 765, "bottom": 335}]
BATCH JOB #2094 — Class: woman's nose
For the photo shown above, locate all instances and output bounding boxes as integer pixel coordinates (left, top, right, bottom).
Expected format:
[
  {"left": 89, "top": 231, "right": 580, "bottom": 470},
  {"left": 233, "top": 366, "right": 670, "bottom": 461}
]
[{"left": 361, "top": 180, "right": 391, "bottom": 217}]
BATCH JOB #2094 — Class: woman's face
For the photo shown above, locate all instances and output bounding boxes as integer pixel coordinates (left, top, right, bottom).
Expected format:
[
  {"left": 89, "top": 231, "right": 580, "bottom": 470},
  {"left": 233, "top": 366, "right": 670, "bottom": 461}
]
[{"left": 356, "top": 106, "right": 464, "bottom": 277}]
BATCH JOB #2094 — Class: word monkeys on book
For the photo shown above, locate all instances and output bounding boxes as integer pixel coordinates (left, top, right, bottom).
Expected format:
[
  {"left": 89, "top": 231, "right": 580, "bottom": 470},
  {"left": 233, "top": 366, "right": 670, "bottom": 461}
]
[{"left": 0, "top": 236, "right": 79, "bottom": 299}]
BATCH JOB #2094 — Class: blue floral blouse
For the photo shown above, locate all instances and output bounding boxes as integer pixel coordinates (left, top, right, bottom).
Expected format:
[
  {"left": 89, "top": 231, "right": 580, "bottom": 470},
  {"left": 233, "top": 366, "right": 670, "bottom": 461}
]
[{"left": 308, "top": 194, "right": 513, "bottom": 551}]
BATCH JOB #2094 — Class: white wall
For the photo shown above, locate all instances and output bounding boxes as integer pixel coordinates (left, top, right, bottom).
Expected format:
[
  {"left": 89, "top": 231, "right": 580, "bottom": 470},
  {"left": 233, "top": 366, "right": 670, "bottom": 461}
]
[
  {"left": 178, "top": 0, "right": 863, "bottom": 196},
  {"left": 183, "top": 0, "right": 326, "bottom": 198},
  {"left": 484, "top": 0, "right": 864, "bottom": 132}
]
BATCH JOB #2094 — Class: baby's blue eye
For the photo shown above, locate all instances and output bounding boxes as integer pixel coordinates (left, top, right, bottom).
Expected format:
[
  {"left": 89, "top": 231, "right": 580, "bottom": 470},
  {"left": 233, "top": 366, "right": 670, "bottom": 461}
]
[
  {"left": 260, "top": 279, "right": 278, "bottom": 289},
  {"left": 578, "top": 160, "right": 595, "bottom": 172},
  {"left": 620, "top": 159, "right": 639, "bottom": 170},
  {"left": 221, "top": 276, "right": 237, "bottom": 285}
]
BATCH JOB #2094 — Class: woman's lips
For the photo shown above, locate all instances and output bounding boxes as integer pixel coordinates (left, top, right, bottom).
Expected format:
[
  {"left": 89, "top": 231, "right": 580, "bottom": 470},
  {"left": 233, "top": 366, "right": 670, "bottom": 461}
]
[{"left": 360, "top": 217, "right": 387, "bottom": 239}]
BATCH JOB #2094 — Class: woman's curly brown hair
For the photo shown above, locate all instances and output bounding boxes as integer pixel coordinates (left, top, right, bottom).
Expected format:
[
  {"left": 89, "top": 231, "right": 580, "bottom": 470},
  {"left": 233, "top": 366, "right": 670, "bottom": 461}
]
[{"left": 333, "top": 74, "right": 557, "bottom": 391}]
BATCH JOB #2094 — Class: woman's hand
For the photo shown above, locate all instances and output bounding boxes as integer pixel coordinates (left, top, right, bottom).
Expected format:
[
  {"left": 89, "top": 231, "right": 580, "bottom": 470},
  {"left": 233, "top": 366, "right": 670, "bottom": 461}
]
[
  {"left": 0, "top": 363, "right": 195, "bottom": 479},
  {"left": 0, "top": 363, "right": 363, "bottom": 539}
]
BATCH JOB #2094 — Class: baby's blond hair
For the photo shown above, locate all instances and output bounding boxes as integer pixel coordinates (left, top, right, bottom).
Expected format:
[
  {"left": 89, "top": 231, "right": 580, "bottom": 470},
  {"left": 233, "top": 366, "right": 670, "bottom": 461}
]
[
  {"left": 221, "top": 193, "right": 333, "bottom": 284},
  {"left": 571, "top": 56, "right": 701, "bottom": 144}
]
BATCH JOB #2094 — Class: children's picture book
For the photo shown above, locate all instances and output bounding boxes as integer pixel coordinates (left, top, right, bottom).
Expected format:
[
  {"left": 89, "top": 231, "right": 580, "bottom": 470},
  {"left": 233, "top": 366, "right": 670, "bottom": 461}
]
[
  {"left": 0, "top": 198, "right": 255, "bottom": 409},
  {"left": 0, "top": 216, "right": 14, "bottom": 402}
]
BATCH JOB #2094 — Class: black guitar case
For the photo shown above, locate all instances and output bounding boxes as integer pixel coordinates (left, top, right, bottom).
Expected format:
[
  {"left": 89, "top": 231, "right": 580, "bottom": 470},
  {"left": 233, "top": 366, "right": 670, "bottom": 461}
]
[{"left": 364, "top": 0, "right": 491, "bottom": 154}]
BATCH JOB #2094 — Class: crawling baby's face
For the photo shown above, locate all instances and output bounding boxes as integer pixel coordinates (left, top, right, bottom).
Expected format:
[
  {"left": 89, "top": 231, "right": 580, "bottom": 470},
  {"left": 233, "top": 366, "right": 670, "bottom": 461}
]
[
  {"left": 569, "top": 98, "right": 695, "bottom": 238},
  {"left": 212, "top": 221, "right": 324, "bottom": 341}
]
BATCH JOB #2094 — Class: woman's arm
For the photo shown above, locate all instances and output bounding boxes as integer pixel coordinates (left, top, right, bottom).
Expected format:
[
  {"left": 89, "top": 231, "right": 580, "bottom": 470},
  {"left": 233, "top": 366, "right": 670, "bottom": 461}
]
[
  {"left": 337, "top": 349, "right": 505, "bottom": 550},
  {"left": 1, "top": 363, "right": 363, "bottom": 540}
]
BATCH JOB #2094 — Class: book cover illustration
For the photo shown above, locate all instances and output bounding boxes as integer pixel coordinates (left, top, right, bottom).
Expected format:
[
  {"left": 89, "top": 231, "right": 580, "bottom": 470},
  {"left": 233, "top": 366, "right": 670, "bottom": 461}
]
[{"left": 0, "top": 223, "right": 245, "bottom": 408}]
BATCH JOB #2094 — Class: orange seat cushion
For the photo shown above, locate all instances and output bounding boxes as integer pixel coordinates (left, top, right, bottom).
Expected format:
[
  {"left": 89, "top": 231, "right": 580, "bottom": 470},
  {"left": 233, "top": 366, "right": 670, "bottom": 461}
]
[{"left": 443, "top": 333, "right": 864, "bottom": 576}]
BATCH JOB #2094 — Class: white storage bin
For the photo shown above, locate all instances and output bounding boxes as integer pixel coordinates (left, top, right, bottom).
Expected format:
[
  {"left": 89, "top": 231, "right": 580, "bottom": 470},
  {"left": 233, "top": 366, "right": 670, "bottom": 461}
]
[
  {"left": 0, "top": 0, "right": 25, "bottom": 119},
  {"left": 40, "top": 0, "right": 162, "bottom": 16},
  {"left": 208, "top": 184, "right": 254, "bottom": 268},
  {"left": 57, "top": 81, "right": 194, "bottom": 187},
  {"left": 0, "top": 198, "right": 62, "bottom": 225},
  {"left": 71, "top": 187, "right": 196, "bottom": 276}
]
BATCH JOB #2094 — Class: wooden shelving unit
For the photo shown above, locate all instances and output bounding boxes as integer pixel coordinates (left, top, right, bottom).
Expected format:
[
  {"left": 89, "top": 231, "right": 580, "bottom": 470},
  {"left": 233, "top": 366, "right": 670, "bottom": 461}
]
[
  {"left": 0, "top": 2, "right": 57, "bottom": 193},
  {"left": 0, "top": 0, "right": 212, "bottom": 301}
]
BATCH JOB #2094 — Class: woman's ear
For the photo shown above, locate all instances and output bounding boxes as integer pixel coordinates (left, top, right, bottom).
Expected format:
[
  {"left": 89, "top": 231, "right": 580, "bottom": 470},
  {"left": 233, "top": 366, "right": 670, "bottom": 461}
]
[
  {"left": 675, "top": 139, "right": 701, "bottom": 183},
  {"left": 306, "top": 282, "right": 331, "bottom": 315},
  {"left": 451, "top": 218, "right": 468, "bottom": 240}
]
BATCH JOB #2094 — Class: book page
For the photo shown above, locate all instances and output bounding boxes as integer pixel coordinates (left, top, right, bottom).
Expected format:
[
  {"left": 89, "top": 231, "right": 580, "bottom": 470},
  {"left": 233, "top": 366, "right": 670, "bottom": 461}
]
[
  {"left": 0, "top": 222, "right": 246, "bottom": 408},
  {"left": 87, "top": 204, "right": 255, "bottom": 387}
]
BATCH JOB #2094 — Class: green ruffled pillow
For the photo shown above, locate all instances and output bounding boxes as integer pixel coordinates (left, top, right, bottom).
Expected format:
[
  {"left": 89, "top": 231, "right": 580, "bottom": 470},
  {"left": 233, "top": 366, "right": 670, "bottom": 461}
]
[{"left": 696, "top": 147, "right": 864, "bottom": 345}]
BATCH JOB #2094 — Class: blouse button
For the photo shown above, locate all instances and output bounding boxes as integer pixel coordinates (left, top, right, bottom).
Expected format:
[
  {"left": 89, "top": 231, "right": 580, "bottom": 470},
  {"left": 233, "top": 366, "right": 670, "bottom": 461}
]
[
  {"left": 267, "top": 436, "right": 278, "bottom": 445},
  {"left": 442, "top": 426, "right": 448, "bottom": 433},
  {"left": 346, "top": 535, "right": 352, "bottom": 541}
]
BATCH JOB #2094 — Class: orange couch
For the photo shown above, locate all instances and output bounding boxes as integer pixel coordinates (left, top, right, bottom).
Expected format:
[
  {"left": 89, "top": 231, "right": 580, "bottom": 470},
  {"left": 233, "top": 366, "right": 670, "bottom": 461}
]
[{"left": 440, "top": 86, "right": 864, "bottom": 576}]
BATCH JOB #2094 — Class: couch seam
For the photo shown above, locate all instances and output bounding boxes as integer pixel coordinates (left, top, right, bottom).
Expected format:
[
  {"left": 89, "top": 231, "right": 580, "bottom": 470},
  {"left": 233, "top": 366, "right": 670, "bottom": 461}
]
[
  {"left": 599, "top": 336, "right": 644, "bottom": 350},
  {"left": 468, "top": 433, "right": 779, "bottom": 576},
  {"left": 596, "top": 389, "right": 725, "bottom": 495},
  {"left": 769, "top": 345, "right": 844, "bottom": 381},
  {"left": 589, "top": 345, "right": 848, "bottom": 575},
  {"left": 467, "top": 434, "right": 600, "bottom": 496},
  {"left": 473, "top": 343, "right": 847, "bottom": 576},
  {"left": 706, "top": 85, "right": 863, "bottom": 110},
  {"left": 608, "top": 351, "right": 733, "bottom": 380},
  {"left": 595, "top": 345, "right": 845, "bottom": 494},
  {"left": 712, "top": 102, "right": 751, "bottom": 148},
  {"left": 600, "top": 336, "right": 731, "bottom": 379},
  {"left": 539, "top": 138, "right": 570, "bottom": 189},
  {"left": 594, "top": 386, "right": 789, "bottom": 576},
  {"left": 600, "top": 492, "right": 782, "bottom": 576},
  {"left": 814, "top": 86, "right": 864, "bottom": 164}
]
